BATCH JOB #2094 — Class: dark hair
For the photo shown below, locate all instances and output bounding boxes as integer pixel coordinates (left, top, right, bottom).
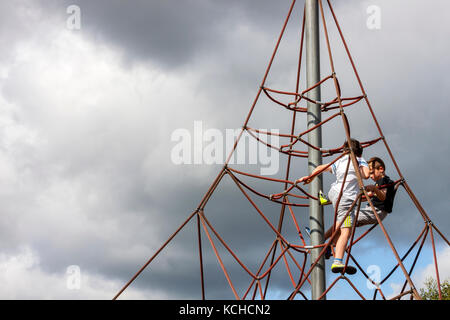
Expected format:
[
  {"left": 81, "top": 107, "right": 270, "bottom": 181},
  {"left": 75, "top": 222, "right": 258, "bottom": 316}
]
[
  {"left": 368, "top": 157, "right": 385, "bottom": 170},
  {"left": 343, "top": 138, "right": 363, "bottom": 157}
]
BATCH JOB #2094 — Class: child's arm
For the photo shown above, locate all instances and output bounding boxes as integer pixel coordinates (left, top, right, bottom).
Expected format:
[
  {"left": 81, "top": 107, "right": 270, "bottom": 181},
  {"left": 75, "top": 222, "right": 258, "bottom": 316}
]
[
  {"left": 358, "top": 157, "right": 369, "bottom": 179},
  {"left": 359, "top": 165, "right": 370, "bottom": 180},
  {"left": 296, "top": 163, "right": 331, "bottom": 185},
  {"left": 365, "top": 185, "right": 387, "bottom": 201}
]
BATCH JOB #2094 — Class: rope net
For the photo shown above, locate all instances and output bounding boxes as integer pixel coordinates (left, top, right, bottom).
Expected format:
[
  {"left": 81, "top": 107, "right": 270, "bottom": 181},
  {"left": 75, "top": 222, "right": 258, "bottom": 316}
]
[{"left": 113, "top": 0, "right": 449, "bottom": 300}]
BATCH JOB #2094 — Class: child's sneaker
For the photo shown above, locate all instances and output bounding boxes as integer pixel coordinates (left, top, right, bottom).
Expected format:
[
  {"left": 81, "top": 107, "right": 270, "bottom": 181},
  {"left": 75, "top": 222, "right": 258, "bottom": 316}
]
[
  {"left": 319, "top": 190, "right": 331, "bottom": 205},
  {"left": 304, "top": 227, "right": 332, "bottom": 260},
  {"left": 331, "top": 260, "right": 357, "bottom": 275}
]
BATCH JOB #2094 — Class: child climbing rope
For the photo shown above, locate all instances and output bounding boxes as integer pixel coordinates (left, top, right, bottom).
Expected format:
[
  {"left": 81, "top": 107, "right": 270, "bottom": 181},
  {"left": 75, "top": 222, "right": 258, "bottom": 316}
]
[
  {"left": 319, "top": 156, "right": 398, "bottom": 258},
  {"left": 357, "top": 156, "right": 397, "bottom": 226},
  {"left": 297, "top": 138, "right": 369, "bottom": 274}
]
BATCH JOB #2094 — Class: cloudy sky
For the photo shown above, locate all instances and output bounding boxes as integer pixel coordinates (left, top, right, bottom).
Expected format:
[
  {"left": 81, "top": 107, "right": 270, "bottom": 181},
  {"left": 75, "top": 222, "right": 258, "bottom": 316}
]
[{"left": 0, "top": 0, "right": 449, "bottom": 300}]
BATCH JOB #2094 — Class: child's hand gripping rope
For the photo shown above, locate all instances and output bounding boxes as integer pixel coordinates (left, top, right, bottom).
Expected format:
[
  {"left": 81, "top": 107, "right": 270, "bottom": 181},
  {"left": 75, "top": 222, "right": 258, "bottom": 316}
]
[{"left": 296, "top": 175, "right": 314, "bottom": 185}]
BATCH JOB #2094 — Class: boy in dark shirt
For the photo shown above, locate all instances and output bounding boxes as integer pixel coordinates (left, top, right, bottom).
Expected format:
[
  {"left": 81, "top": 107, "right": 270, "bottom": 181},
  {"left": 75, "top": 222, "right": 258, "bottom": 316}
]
[{"left": 357, "top": 157, "right": 396, "bottom": 226}]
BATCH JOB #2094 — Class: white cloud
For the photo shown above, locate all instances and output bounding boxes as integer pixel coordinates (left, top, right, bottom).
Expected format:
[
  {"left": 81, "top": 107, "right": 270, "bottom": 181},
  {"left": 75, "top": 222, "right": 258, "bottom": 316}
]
[
  {"left": 387, "top": 246, "right": 450, "bottom": 300},
  {"left": 415, "top": 246, "right": 450, "bottom": 287},
  {"left": 0, "top": 3, "right": 220, "bottom": 298},
  {"left": 0, "top": 246, "right": 163, "bottom": 299}
]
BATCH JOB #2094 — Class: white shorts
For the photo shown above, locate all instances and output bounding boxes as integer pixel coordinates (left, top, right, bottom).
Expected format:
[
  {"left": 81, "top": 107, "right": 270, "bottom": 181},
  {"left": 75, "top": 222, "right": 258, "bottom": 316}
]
[
  {"left": 328, "top": 189, "right": 388, "bottom": 228},
  {"left": 328, "top": 189, "right": 357, "bottom": 228},
  {"left": 335, "top": 197, "right": 356, "bottom": 228}
]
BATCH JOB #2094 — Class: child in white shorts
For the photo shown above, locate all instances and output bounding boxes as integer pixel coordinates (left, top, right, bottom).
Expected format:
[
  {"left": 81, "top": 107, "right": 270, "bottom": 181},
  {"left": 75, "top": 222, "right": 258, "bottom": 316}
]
[{"left": 297, "top": 138, "right": 369, "bottom": 273}]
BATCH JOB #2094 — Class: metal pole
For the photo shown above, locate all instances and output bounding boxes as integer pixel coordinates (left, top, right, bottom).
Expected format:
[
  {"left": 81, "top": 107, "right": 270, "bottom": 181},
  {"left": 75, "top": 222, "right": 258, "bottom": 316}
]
[{"left": 305, "top": 0, "right": 326, "bottom": 300}]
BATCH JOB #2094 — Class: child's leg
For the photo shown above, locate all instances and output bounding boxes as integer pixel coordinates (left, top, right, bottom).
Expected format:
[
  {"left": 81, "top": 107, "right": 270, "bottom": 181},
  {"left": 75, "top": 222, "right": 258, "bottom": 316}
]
[
  {"left": 331, "top": 225, "right": 357, "bottom": 274},
  {"left": 333, "top": 227, "right": 351, "bottom": 260},
  {"left": 330, "top": 197, "right": 357, "bottom": 273}
]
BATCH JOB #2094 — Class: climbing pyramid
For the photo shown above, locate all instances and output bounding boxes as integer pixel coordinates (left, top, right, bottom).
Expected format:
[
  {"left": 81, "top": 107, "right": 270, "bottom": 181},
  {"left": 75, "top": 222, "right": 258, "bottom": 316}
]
[{"left": 113, "top": 0, "right": 449, "bottom": 300}]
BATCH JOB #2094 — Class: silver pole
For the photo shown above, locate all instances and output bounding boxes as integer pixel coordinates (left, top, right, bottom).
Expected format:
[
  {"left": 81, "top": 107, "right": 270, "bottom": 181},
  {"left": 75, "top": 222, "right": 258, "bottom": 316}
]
[{"left": 305, "top": 0, "right": 326, "bottom": 300}]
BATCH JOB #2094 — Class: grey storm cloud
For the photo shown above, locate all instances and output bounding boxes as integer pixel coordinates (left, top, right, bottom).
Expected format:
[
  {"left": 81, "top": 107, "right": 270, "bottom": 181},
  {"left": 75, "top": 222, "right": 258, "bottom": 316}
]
[
  {"left": 38, "top": 0, "right": 289, "bottom": 70},
  {"left": 0, "top": 0, "right": 448, "bottom": 300}
]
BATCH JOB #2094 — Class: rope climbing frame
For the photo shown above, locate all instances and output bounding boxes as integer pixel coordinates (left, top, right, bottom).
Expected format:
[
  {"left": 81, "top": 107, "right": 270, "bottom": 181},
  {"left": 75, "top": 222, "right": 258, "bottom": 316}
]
[{"left": 113, "top": 0, "right": 449, "bottom": 300}]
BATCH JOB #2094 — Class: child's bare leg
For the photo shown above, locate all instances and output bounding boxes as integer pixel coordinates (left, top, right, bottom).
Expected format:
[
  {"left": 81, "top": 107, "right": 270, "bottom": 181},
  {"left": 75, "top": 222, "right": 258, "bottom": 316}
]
[{"left": 334, "top": 227, "right": 351, "bottom": 260}]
